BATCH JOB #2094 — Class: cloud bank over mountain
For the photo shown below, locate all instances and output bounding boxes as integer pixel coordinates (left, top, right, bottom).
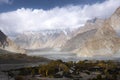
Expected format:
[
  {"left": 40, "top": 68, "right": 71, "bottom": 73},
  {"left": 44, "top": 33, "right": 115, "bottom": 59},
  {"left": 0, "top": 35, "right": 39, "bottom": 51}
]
[{"left": 0, "top": 0, "right": 120, "bottom": 35}]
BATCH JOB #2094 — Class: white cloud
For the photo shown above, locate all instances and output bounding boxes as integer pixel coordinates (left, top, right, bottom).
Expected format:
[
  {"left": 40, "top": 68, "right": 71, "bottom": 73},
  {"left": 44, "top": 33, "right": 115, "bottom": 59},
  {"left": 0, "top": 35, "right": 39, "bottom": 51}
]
[
  {"left": 0, "top": 0, "right": 12, "bottom": 4},
  {"left": 0, "top": 0, "right": 120, "bottom": 35}
]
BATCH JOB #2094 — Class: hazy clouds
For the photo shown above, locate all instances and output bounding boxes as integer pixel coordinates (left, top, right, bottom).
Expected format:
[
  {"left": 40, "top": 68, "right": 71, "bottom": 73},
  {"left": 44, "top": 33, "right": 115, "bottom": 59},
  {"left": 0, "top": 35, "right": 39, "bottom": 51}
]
[{"left": 0, "top": 0, "right": 120, "bottom": 35}]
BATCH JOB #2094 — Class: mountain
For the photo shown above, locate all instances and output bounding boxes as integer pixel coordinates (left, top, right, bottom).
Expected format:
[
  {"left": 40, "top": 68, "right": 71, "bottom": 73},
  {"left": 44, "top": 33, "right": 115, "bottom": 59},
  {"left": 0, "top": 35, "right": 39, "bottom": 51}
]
[
  {"left": 61, "top": 18, "right": 104, "bottom": 51},
  {"left": 12, "top": 7, "right": 120, "bottom": 58},
  {"left": 14, "top": 29, "right": 72, "bottom": 49},
  {"left": 0, "top": 30, "right": 25, "bottom": 53},
  {"left": 73, "top": 18, "right": 104, "bottom": 36},
  {"left": 109, "top": 7, "right": 120, "bottom": 36},
  {"left": 76, "top": 7, "right": 120, "bottom": 57},
  {"left": 13, "top": 18, "right": 105, "bottom": 52}
]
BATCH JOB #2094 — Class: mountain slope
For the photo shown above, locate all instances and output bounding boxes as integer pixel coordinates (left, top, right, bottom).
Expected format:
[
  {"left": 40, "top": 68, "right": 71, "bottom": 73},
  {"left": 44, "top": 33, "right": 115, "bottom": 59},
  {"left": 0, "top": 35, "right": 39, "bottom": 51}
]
[
  {"left": 0, "top": 30, "right": 25, "bottom": 53},
  {"left": 77, "top": 7, "right": 120, "bottom": 57},
  {"left": 61, "top": 18, "right": 104, "bottom": 51},
  {"left": 14, "top": 29, "right": 71, "bottom": 49}
]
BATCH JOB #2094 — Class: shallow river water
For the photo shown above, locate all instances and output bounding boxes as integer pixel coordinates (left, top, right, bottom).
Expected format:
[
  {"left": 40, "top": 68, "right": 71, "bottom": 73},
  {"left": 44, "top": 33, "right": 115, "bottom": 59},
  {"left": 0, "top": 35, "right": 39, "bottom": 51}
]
[
  {"left": 27, "top": 50, "right": 120, "bottom": 62},
  {"left": 27, "top": 51, "right": 80, "bottom": 62}
]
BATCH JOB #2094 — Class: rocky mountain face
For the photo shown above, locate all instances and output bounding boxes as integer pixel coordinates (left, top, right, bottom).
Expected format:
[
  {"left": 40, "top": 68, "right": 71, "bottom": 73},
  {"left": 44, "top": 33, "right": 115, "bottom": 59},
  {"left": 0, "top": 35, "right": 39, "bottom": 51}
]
[
  {"left": 12, "top": 7, "right": 120, "bottom": 58},
  {"left": 14, "top": 18, "right": 105, "bottom": 52},
  {"left": 0, "top": 30, "right": 25, "bottom": 53},
  {"left": 61, "top": 18, "right": 104, "bottom": 52},
  {"left": 73, "top": 18, "right": 104, "bottom": 36},
  {"left": 14, "top": 29, "right": 72, "bottom": 49},
  {"left": 76, "top": 7, "right": 120, "bottom": 57},
  {"left": 110, "top": 7, "right": 120, "bottom": 36}
]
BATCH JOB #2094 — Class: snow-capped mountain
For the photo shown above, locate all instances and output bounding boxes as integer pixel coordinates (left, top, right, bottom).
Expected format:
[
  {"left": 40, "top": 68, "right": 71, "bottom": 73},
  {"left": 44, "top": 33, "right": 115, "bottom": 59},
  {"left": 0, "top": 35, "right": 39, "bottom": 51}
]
[
  {"left": 12, "top": 7, "right": 120, "bottom": 58},
  {"left": 14, "top": 29, "right": 72, "bottom": 49}
]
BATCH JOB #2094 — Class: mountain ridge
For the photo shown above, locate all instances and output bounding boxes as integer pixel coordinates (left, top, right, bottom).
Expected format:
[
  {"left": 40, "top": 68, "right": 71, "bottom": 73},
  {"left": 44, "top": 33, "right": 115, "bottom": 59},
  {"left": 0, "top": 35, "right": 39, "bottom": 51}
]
[
  {"left": 14, "top": 29, "right": 72, "bottom": 49},
  {"left": 9, "top": 6, "right": 120, "bottom": 58},
  {"left": 0, "top": 30, "right": 25, "bottom": 53},
  {"left": 76, "top": 7, "right": 120, "bottom": 57}
]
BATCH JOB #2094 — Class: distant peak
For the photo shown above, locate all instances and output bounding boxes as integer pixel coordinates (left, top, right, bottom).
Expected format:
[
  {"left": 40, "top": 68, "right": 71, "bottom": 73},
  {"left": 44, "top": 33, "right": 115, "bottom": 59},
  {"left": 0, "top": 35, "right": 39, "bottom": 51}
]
[
  {"left": 86, "top": 17, "right": 98, "bottom": 23},
  {"left": 114, "top": 6, "right": 120, "bottom": 15}
]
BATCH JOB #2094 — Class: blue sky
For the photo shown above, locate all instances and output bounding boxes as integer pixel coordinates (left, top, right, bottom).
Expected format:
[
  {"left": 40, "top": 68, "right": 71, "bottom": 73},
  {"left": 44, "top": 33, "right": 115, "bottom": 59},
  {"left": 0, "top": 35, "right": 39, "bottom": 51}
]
[
  {"left": 0, "top": 0, "right": 120, "bottom": 35},
  {"left": 0, "top": 0, "right": 105, "bottom": 12}
]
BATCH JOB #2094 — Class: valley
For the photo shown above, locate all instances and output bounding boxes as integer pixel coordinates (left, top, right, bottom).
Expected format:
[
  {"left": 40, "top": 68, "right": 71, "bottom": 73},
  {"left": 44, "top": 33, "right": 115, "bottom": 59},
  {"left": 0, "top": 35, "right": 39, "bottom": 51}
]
[{"left": 0, "top": 1, "right": 120, "bottom": 80}]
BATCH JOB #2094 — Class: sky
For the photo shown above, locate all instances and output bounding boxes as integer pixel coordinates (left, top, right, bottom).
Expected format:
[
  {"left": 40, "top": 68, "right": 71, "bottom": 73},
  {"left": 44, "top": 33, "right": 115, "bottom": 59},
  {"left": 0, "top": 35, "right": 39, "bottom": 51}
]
[{"left": 0, "top": 0, "right": 120, "bottom": 35}]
